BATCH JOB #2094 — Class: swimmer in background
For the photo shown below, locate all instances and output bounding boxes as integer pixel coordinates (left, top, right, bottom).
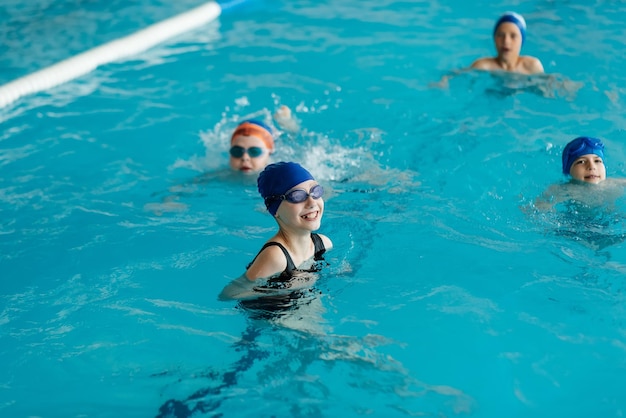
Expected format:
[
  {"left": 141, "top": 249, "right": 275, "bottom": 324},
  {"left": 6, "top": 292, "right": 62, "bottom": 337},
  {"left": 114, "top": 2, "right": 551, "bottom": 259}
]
[
  {"left": 229, "top": 119, "right": 275, "bottom": 174},
  {"left": 535, "top": 136, "right": 626, "bottom": 211},
  {"left": 229, "top": 105, "right": 300, "bottom": 175},
  {"left": 145, "top": 106, "right": 299, "bottom": 215},
  {"left": 431, "top": 12, "right": 544, "bottom": 89},
  {"left": 229, "top": 105, "right": 299, "bottom": 175},
  {"left": 219, "top": 161, "right": 333, "bottom": 301},
  {"left": 470, "top": 11, "right": 544, "bottom": 74}
]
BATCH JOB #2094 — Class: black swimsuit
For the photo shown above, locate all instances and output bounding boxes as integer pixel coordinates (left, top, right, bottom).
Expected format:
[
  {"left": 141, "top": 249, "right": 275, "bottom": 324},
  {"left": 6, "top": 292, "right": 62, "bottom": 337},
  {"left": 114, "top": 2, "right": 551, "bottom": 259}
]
[
  {"left": 247, "top": 233, "right": 326, "bottom": 280},
  {"left": 239, "top": 234, "right": 327, "bottom": 314}
]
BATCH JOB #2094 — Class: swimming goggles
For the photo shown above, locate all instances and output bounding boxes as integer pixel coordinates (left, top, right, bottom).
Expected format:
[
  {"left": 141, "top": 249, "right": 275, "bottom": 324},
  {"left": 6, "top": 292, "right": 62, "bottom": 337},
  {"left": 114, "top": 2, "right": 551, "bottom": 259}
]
[
  {"left": 229, "top": 146, "right": 265, "bottom": 158},
  {"left": 270, "top": 184, "right": 324, "bottom": 204},
  {"left": 568, "top": 137, "right": 604, "bottom": 155}
]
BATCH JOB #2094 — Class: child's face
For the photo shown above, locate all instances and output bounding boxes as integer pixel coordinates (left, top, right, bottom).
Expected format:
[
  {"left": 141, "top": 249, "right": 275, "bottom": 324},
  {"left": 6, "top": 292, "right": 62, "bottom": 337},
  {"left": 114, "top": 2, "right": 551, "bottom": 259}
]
[
  {"left": 494, "top": 22, "right": 522, "bottom": 58},
  {"left": 275, "top": 180, "right": 324, "bottom": 232},
  {"left": 229, "top": 135, "right": 272, "bottom": 174},
  {"left": 569, "top": 153, "right": 606, "bottom": 184}
]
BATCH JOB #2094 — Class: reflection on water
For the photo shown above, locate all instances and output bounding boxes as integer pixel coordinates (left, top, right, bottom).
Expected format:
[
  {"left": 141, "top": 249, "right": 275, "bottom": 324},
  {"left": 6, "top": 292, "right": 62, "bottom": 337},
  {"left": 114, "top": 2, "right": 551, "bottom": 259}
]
[
  {"left": 551, "top": 204, "right": 626, "bottom": 251},
  {"left": 155, "top": 291, "right": 474, "bottom": 418},
  {"left": 529, "top": 192, "right": 626, "bottom": 251},
  {"left": 478, "top": 72, "right": 584, "bottom": 101},
  {"left": 433, "top": 69, "right": 584, "bottom": 101}
]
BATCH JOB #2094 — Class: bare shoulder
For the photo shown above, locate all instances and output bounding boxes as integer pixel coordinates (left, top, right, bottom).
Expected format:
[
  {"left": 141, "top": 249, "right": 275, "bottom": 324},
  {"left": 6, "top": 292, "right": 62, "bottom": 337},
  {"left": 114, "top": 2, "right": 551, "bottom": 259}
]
[
  {"left": 318, "top": 234, "right": 333, "bottom": 251},
  {"left": 606, "top": 178, "right": 626, "bottom": 186},
  {"left": 521, "top": 56, "right": 544, "bottom": 74},
  {"left": 535, "top": 183, "right": 566, "bottom": 211},
  {"left": 470, "top": 57, "right": 496, "bottom": 70},
  {"left": 246, "top": 244, "right": 288, "bottom": 280},
  {"left": 542, "top": 183, "right": 563, "bottom": 195}
]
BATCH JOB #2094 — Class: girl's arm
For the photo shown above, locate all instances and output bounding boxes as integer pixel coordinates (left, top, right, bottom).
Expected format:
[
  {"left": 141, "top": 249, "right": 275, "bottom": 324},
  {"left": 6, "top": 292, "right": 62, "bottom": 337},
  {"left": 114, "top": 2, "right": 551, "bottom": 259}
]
[
  {"left": 218, "top": 245, "right": 287, "bottom": 300},
  {"left": 218, "top": 274, "right": 259, "bottom": 301}
]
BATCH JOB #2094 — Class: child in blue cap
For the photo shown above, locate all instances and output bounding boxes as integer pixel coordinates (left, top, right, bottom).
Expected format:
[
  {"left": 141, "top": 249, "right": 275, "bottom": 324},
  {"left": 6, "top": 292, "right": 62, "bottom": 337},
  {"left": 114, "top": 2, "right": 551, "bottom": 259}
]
[
  {"left": 562, "top": 137, "right": 607, "bottom": 184},
  {"left": 470, "top": 12, "right": 544, "bottom": 74},
  {"left": 219, "top": 162, "right": 333, "bottom": 300},
  {"left": 535, "top": 137, "right": 626, "bottom": 211}
]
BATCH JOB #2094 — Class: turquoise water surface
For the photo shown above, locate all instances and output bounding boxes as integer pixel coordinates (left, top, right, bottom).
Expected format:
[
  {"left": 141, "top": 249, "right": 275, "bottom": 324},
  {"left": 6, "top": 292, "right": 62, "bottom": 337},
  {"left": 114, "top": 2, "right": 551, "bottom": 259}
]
[{"left": 2, "top": 1, "right": 626, "bottom": 417}]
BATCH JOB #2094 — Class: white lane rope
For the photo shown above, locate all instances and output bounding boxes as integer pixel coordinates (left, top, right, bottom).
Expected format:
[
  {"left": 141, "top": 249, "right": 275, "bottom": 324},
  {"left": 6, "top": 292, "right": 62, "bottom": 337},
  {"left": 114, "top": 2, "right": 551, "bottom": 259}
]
[{"left": 0, "top": 1, "right": 225, "bottom": 109}]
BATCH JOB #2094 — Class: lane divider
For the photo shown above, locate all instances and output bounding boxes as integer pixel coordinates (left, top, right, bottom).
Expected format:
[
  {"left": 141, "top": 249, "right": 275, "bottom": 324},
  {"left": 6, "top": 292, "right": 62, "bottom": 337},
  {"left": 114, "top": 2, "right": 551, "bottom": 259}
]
[{"left": 0, "top": 1, "right": 242, "bottom": 109}]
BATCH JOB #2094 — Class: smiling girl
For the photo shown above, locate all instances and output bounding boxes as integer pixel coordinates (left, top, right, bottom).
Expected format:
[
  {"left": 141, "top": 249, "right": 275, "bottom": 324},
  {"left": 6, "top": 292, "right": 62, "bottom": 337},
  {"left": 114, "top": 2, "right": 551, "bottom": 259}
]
[{"left": 219, "top": 162, "right": 333, "bottom": 301}]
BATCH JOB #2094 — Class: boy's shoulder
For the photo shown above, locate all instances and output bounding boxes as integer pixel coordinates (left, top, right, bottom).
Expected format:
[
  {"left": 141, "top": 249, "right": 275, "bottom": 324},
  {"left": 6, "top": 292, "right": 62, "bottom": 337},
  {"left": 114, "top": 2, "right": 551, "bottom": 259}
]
[
  {"left": 470, "top": 57, "right": 498, "bottom": 71},
  {"left": 535, "top": 182, "right": 576, "bottom": 211},
  {"left": 520, "top": 55, "right": 544, "bottom": 74},
  {"left": 606, "top": 177, "right": 626, "bottom": 186}
]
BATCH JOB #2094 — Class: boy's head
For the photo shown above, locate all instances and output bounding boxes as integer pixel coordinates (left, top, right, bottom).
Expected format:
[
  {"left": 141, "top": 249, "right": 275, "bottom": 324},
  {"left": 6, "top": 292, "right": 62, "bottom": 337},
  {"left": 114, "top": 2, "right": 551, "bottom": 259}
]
[
  {"left": 562, "top": 136, "right": 606, "bottom": 183},
  {"left": 493, "top": 12, "right": 526, "bottom": 45},
  {"left": 229, "top": 120, "right": 275, "bottom": 174}
]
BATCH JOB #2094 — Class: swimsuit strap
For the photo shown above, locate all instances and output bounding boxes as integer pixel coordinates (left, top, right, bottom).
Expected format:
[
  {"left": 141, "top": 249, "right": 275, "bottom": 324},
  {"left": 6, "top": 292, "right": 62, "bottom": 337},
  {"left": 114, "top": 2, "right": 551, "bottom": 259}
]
[
  {"left": 247, "top": 233, "right": 326, "bottom": 272},
  {"left": 247, "top": 242, "right": 297, "bottom": 272},
  {"left": 311, "top": 233, "right": 326, "bottom": 260}
]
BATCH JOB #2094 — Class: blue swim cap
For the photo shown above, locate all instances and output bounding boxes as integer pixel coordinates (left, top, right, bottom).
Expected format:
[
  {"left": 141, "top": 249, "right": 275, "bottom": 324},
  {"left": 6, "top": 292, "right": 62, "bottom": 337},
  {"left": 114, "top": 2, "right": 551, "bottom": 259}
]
[
  {"left": 241, "top": 119, "right": 273, "bottom": 134},
  {"left": 562, "top": 137, "right": 605, "bottom": 175},
  {"left": 258, "top": 162, "right": 315, "bottom": 216},
  {"left": 493, "top": 12, "right": 527, "bottom": 45},
  {"left": 232, "top": 119, "right": 275, "bottom": 149}
]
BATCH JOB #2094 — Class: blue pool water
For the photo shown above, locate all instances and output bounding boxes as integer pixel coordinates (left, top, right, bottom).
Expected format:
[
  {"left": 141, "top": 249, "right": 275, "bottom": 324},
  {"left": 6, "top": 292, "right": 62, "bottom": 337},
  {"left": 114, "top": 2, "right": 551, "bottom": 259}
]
[{"left": 2, "top": 0, "right": 626, "bottom": 417}]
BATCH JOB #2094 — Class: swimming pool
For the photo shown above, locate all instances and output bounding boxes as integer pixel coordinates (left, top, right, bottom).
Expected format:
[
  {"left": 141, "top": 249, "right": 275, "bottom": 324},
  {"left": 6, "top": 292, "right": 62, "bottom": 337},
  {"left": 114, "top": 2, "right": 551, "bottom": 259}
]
[{"left": 2, "top": 0, "right": 626, "bottom": 417}]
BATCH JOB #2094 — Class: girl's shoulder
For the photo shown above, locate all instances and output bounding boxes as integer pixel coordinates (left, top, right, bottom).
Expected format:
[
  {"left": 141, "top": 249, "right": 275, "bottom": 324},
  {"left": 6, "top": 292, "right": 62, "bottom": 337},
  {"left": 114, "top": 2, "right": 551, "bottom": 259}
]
[
  {"left": 317, "top": 233, "right": 333, "bottom": 250},
  {"left": 246, "top": 242, "right": 289, "bottom": 280}
]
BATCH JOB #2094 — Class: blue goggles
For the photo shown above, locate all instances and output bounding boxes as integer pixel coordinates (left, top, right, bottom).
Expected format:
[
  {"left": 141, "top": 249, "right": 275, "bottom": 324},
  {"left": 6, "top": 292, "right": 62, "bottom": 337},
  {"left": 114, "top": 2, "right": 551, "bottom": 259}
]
[
  {"left": 229, "top": 146, "right": 265, "bottom": 158},
  {"left": 562, "top": 137, "right": 605, "bottom": 174},
  {"left": 569, "top": 137, "right": 604, "bottom": 155},
  {"left": 267, "top": 184, "right": 324, "bottom": 205}
]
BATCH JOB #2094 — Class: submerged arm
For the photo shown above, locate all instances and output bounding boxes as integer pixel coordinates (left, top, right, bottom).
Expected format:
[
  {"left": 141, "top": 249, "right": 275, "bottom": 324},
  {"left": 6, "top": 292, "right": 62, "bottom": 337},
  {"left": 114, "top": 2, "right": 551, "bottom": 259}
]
[
  {"left": 430, "top": 66, "right": 482, "bottom": 89},
  {"left": 218, "top": 274, "right": 260, "bottom": 301},
  {"left": 218, "top": 245, "right": 287, "bottom": 301},
  {"left": 534, "top": 183, "right": 572, "bottom": 212}
]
